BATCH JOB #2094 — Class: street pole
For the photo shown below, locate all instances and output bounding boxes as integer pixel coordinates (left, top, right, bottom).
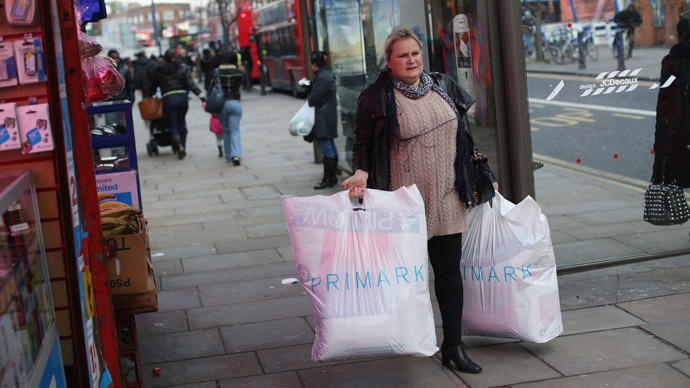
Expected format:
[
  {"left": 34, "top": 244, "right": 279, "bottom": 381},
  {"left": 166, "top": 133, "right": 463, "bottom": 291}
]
[{"left": 151, "top": 0, "right": 162, "bottom": 56}]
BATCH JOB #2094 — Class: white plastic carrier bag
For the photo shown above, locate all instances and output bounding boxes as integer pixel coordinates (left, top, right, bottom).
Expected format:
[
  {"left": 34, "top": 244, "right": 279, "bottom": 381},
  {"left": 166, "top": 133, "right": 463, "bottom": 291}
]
[
  {"left": 288, "top": 101, "right": 315, "bottom": 136},
  {"left": 461, "top": 191, "right": 563, "bottom": 343},
  {"left": 282, "top": 185, "right": 438, "bottom": 361}
]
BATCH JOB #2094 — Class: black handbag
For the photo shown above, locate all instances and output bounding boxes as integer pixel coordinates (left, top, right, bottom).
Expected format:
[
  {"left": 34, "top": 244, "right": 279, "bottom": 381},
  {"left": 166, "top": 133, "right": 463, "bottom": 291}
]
[
  {"left": 204, "top": 69, "right": 225, "bottom": 114},
  {"left": 643, "top": 155, "right": 690, "bottom": 225},
  {"left": 465, "top": 131, "right": 496, "bottom": 205}
]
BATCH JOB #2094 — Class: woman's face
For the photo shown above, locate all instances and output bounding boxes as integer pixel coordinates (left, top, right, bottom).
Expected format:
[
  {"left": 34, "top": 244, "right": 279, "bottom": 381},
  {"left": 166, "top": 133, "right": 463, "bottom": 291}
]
[{"left": 387, "top": 38, "right": 423, "bottom": 87}]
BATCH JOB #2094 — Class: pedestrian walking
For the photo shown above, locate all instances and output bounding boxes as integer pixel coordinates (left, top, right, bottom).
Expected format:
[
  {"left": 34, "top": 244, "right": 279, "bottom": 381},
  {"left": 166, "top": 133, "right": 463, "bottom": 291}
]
[
  {"left": 653, "top": 17, "right": 690, "bottom": 189},
  {"left": 307, "top": 51, "right": 339, "bottom": 190},
  {"left": 342, "top": 28, "right": 498, "bottom": 374},
  {"left": 199, "top": 48, "right": 221, "bottom": 91},
  {"left": 107, "top": 49, "right": 135, "bottom": 102},
  {"left": 132, "top": 52, "right": 155, "bottom": 98},
  {"left": 148, "top": 49, "right": 205, "bottom": 160},
  {"left": 614, "top": 4, "right": 642, "bottom": 57},
  {"left": 216, "top": 52, "right": 245, "bottom": 165}
]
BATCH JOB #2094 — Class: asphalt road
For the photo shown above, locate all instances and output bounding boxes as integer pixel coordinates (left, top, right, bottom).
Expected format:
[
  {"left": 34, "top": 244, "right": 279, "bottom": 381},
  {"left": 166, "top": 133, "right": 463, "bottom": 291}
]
[{"left": 527, "top": 72, "right": 660, "bottom": 186}]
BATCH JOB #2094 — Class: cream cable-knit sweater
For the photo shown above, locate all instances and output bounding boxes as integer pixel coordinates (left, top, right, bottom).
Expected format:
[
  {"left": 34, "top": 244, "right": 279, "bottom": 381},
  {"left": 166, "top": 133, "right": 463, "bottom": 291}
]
[{"left": 390, "top": 90, "right": 468, "bottom": 239}]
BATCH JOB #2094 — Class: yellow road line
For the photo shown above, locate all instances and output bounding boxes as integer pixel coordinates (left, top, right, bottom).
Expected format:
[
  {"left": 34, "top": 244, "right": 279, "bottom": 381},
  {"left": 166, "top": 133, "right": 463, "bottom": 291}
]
[
  {"left": 612, "top": 113, "right": 645, "bottom": 119},
  {"left": 530, "top": 103, "right": 546, "bottom": 108}
]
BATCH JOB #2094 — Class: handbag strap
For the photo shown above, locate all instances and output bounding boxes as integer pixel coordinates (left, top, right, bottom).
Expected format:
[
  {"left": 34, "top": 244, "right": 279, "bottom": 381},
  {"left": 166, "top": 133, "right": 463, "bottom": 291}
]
[{"left": 656, "top": 155, "right": 679, "bottom": 185}]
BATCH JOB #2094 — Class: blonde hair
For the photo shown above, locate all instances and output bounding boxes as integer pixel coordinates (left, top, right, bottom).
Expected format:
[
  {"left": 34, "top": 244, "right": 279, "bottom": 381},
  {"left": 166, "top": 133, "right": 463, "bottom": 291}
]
[{"left": 383, "top": 28, "right": 422, "bottom": 69}]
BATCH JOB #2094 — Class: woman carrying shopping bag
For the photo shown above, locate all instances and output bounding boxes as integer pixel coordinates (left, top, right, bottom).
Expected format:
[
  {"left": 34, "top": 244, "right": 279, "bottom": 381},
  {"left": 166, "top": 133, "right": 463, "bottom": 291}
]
[
  {"left": 342, "top": 29, "right": 498, "bottom": 374},
  {"left": 216, "top": 52, "right": 245, "bottom": 165},
  {"left": 307, "top": 51, "right": 339, "bottom": 189}
]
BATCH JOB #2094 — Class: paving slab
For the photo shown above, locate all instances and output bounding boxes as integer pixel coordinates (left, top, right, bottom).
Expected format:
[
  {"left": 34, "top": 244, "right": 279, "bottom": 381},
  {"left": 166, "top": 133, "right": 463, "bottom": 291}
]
[
  {"left": 298, "top": 356, "right": 459, "bottom": 388},
  {"left": 641, "top": 267, "right": 690, "bottom": 293},
  {"left": 454, "top": 343, "right": 560, "bottom": 387},
  {"left": 560, "top": 306, "right": 646, "bottom": 336},
  {"left": 157, "top": 287, "right": 201, "bottom": 312},
  {"left": 239, "top": 185, "right": 281, "bottom": 200},
  {"left": 542, "top": 215, "right": 588, "bottom": 230},
  {"left": 139, "top": 328, "right": 225, "bottom": 364},
  {"left": 643, "top": 319, "right": 690, "bottom": 353},
  {"left": 245, "top": 222, "right": 288, "bottom": 238},
  {"left": 277, "top": 246, "right": 295, "bottom": 261},
  {"left": 151, "top": 226, "right": 247, "bottom": 249},
  {"left": 135, "top": 310, "right": 188, "bottom": 337},
  {"left": 541, "top": 197, "right": 641, "bottom": 217},
  {"left": 188, "top": 295, "right": 314, "bottom": 330},
  {"left": 553, "top": 239, "right": 644, "bottom": 267},
  {"left": 160, "top": 262, "right": 298, "bottom": 290},
  {"left": 462, "top": 335, "right": 518, "bottom": 348},
  {"left": 256, "top": 344, "right": 368, "bottom": 374},
  {"left": 146, "top": 195, "right": 222, "bottom": 210},
  {"left": 219, "top": 372, "right": 303, "bottom": 388},
  {"left": 569, "top": 207, "right": 643, "bottom": 226},
  {"left": 615, "top": 228, "right": 690, "bottom": 253},
  {"left": 147, "top": 210, "right": 242, "bottom": 228},
  {"left": 618, "top": 293, "right": 690, "bottom": 323},
  {"left": 522, "top": 327, "right": 686, "bottom": 376},
  {"left": 512, "top": 363, "right": 690, "bottom": 388},
  {"left": 141, "top": 353, "right": 262, "bottom": 388},
  {"left": 182, "top": 249, "right": 284, "bottom": 273},
  {"left": 672, "top": 359, "right": 690, "bottom": 377},
  {"left": 165, "top": 382, "right": 217, "bottom": 388},
  {"left": 549, "top": 230, "right": 578, "bottom": 244},
  {"left": 143, "top": 208, "right": 175, "bottom": 219},
  {"left": 150, "top": 258, "right": 183, "bottom": 276},
  {"left": 561, "top": 221, "right": 683, "bottom": 240},
  {"left": 159, "top": 187, "right": 242, "bottom": 201},
  {"left": 215, "top": 235, "right": 292, "bottom": 254},
  {"left": 199, "top": 277, "right": 306, "bottom": 306},
  {"left": 238, "top": 204, "right": 287, "bottom": 219},
  {"left": 557, "top": 275, "right": 619, "bottom": 310},
  {"left": 536, "top": 186, "right": 629, "bottom": 203},
  {"left": 146, "top": 223, "right": 205, "bottom": 239},
  {"left": 220, "top": 318, "right": 314, "bottom": 352}
]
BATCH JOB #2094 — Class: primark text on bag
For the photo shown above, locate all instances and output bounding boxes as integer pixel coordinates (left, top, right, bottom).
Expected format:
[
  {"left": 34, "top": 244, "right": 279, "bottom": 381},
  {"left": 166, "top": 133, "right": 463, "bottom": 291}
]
[
  {"left": 461, "top": 191, "right": 563, "bottom": 343},
  {"left": 282, "top": 185, "right": 438, "bottom": 361}
]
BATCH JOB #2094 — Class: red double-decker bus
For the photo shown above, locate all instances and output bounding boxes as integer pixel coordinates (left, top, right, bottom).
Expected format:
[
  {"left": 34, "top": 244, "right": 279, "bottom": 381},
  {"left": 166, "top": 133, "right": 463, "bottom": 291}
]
[
  {"left": 236, "top": 0, "right": 260, "bottom": 80},
  {"left": 254, "top": 0, "right": 311, "bottom": 95}
]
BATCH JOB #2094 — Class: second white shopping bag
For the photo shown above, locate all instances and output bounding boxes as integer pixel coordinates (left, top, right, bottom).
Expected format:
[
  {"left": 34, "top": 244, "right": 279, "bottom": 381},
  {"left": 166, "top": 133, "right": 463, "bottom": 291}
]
[{"left": 282, "top": 185, "right": 438, "bottom": 361}]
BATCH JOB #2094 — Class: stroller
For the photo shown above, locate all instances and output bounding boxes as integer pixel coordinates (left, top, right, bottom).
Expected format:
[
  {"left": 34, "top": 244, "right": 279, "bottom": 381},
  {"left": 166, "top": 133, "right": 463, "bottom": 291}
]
[{"left": 146, "top": 118, "right": 176, "bottom": 156}]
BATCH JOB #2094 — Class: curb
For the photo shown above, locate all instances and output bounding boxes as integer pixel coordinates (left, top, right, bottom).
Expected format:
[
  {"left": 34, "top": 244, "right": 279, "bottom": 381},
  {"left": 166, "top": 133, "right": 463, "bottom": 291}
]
[{"left": 526, "top": 68, "right": 659, "bottom": 82}]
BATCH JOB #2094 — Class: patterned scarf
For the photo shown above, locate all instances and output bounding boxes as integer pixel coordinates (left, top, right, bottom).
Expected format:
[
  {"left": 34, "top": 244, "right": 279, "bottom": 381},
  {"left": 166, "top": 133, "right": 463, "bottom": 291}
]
[{"left": 392, "top": 72, "right": 461, "bottom": 119}]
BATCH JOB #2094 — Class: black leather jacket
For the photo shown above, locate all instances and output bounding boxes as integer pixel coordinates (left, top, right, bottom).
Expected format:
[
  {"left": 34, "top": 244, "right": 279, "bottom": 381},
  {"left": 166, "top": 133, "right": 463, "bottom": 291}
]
[
  {"left": 148, "top": 62, "right": 202, "bottom": 97},
  {"left": 353, "top": 69, "right": 495, "bottom": 206}
]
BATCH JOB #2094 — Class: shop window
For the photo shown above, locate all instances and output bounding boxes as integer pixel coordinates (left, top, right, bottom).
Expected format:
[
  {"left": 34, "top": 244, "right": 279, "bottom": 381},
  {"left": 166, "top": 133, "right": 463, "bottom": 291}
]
[{"left": 651, "top": 0, "right": 666, "bottom": 28}]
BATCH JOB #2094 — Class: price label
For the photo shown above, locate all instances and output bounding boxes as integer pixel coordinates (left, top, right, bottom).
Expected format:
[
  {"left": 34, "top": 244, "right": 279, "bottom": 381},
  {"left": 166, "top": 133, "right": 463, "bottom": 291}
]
[{"left": 28, "top": 96, "right": 38, "bottom": 105}]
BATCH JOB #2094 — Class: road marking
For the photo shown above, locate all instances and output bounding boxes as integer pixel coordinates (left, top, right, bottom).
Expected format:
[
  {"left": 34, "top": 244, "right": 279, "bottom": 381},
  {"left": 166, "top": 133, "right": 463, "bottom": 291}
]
[
  {"left": 528, "top": 98, "right": 656, "bottom": 117},
  {"left": 612, "top": 113, "right": 645, "bottom": 119},
  {"left": 527, "top": 72, "right": 656, "bottom": 87},
  {"left": 546, "top": 80, "right": 565, "bottom": 101},
  {"left": 531, "top": 107, "right": 596, "bottom": 127},
  {"left": 530, "top": 103, "right": 546, "bottom": 108}
]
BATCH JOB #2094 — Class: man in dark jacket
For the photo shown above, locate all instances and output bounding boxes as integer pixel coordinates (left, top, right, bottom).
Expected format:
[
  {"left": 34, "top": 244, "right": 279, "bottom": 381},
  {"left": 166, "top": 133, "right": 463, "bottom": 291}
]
[
  {"left": 132, "top": 52, "right": 156, "bottom": 98},
  {"left": 199, "top": 48, "right": 221, "bottom": 91},
  {"left": 614, "top": 4, "right": 642, "bottom": 57},
  {"left": 107, "top": 50, "right": 135, "bottom": 102}
]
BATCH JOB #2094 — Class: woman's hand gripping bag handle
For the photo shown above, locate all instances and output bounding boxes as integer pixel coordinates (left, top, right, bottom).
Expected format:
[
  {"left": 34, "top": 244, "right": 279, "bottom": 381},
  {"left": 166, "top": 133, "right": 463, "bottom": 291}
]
[
  {"left": 461, "top": 191, "right": 563, "bottom": 343},
  {"left": 282, "top": 185, "right": 438, "bottom": 361}
]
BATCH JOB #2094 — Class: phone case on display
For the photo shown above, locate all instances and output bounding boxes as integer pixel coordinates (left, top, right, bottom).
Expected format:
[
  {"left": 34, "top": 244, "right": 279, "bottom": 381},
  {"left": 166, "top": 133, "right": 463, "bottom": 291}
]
[
  {"left": 0, "top": 43, "right": 18, "bottom": 88},
  {"left": 12, "top": 38, "right": 45, "bottom": 85},
  {"left": 5, "top": 0, "right": 38, "bottom": 26},
  {"left": 0, "top": 103, "right": 20, "bottom": 151},
  {"left": 17, "top": 103, "right": 53, "bottom": 154}
]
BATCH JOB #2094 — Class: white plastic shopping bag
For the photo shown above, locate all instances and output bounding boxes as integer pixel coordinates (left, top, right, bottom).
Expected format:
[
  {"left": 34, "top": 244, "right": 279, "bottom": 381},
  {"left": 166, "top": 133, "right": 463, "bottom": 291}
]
[
  {"left": 461, "top": 192, "right": 563, "bottom": 343},
  {"left": 282, "top": 185, "right": 438, "bottom": 361},
  {"left": 288, "top": 101, "right": 315, "bottom": 136}
]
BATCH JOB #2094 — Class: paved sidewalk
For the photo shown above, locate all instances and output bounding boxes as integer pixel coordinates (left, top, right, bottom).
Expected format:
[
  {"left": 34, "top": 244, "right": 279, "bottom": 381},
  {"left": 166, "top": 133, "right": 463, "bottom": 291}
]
[
  {"left": 525, "top": 46, "right": 668, "bottom": 80},
  {"left": 131, "top": 90, "right": 690, "bottom": 387}
]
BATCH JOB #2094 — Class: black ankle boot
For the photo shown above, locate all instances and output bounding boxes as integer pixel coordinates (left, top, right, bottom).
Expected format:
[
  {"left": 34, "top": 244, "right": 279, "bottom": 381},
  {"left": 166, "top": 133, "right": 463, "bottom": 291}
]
[
  {"left": 440, "top": 342, "right": 482, "bottom": 374},
  {"left": 314, "top": 157, "right": 337, "bottom": 190},
  {"left": 218, "top": 146, "right": 223, "bottom": 158}
]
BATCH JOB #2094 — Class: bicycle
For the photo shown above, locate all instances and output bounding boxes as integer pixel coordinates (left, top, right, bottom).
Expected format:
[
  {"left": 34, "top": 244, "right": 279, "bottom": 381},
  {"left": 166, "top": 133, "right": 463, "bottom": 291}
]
[{"left": 581, "top": 29, "right": 599, "bottom": 61}]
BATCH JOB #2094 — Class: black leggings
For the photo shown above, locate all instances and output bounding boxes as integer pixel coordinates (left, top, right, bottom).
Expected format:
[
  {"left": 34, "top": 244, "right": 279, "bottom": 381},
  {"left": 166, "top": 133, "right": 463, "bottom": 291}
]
[{"left": 428, "top": 233, "right": 463, "bottom": 345}]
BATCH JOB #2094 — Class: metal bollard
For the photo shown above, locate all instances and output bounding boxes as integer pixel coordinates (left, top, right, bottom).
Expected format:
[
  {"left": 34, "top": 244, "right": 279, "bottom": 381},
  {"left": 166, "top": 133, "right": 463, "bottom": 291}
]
[
  {"left": 259, "top": 63, "right": 266, "bottom": 95},
  {"left": 615, "top": 30, "right": 625, "bottom": 71},
  {"left": 578, "top": 31, "right": 586, "bottom": 69}
]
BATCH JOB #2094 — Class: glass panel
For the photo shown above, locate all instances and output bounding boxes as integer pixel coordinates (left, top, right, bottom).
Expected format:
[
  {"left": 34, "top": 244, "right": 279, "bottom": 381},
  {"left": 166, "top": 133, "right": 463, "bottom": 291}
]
[
  {"left": 0, "top": 173, "right": 55, "bottom": 386},
  {"left": 523, "top": 2, "right": 690, "bottom": 267},
  {"left": 93, "top": 147, "right": 131, "bottom": 172}
]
